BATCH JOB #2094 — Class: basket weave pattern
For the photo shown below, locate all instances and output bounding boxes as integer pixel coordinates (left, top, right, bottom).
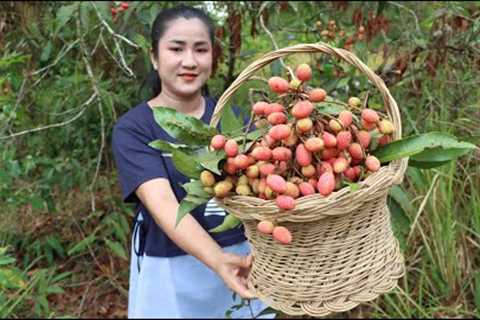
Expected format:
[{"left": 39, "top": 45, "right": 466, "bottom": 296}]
[{"left": 210, "top": 42, "right": 408, "bottom": 316}]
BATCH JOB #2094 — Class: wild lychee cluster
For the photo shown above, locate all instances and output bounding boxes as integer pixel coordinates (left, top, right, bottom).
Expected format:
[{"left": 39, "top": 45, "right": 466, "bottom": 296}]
[{"left": 201, "top": 63, "right": 395, "bottom": 244}]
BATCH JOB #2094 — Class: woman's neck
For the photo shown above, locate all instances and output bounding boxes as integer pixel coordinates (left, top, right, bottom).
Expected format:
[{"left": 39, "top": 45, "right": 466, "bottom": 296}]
[{"left": 149, "top": 91, "right": 205, "bottom": 119}]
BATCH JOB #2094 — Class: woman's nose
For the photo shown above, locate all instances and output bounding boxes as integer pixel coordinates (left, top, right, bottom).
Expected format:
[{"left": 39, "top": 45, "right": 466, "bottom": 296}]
[{"left": 182, "top": 50, "right": 198, "bottom": 68}]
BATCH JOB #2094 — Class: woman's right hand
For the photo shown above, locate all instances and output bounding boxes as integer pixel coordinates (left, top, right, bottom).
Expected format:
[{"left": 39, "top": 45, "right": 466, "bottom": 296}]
[{"left": 213, "top": 251, "right": 255, "bottom": 299}]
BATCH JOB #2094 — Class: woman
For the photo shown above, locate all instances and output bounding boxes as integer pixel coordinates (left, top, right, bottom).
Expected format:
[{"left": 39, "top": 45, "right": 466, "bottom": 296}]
[{"left": 111, "top": 5, "right": 274, "bottom": 319}]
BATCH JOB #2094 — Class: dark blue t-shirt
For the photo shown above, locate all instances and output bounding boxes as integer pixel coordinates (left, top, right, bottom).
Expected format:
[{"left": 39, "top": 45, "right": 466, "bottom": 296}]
[{"left": 111, "top": 96, "right": 247, "bottom": 257}]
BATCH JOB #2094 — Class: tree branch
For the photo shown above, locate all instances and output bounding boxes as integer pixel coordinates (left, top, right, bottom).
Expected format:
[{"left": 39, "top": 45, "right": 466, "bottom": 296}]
[
  {"left": 90, "top": 1, "right": 137, "bottom": 78},
  {"left": 387, "top": 1, "right": 422, "bottom": 35},
  {"left": 76, "top": 11, "right": 106, "bottom": 213},
  {"left": 90, "top": 1, "right": 139, "bottom": 49},
  {"left": 0, "top": 93, "right": 97, "bottom": 140},
  {"left": 258, "top": 2, "right": 295, "bottom": 80}
]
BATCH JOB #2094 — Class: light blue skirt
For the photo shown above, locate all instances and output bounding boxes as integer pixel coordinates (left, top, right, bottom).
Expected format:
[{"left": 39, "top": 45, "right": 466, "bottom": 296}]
[{"left": 128, "top": 213, "right": 276, "bottom": 318}]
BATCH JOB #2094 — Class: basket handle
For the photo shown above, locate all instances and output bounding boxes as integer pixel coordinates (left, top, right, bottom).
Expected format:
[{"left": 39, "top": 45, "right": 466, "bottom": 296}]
[{"left": 210, "top": 42, "right": 402, "bottom": 140}]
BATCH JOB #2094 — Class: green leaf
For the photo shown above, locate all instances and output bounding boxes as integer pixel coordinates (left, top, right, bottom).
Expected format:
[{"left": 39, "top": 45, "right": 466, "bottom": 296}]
[
  {"left": 46, "top": 236, "right": 64, "bottom": 257},
  {"left": 389, "top": 185, "right": 414, "bottom": 215},
  {"left": 323, "top": 63, "right": 334, "bottom": 77},
  {"left": 336, "top": 77, "right": 350, "bottom": 89},
  {"left": 181, "top": 180, "right": 212, "bottom": 198},
  {"left": 148, "top": 140, "right": 193, "bottom": 153},
  {"left": 463, "top": 135, "right": 480, "bottom": 145},
  {"left": 240, "top": 139, "right": 258, "bottom": 155},
  {"left": 105, "top": 238, "right": 128, "bottom": 260},
  {"left": 0, "top": 53, "right": 29, "bottom": 70},
  {"left": 118, "top": 213, "right": 131, "bottom": 237},
  {"left": 254, "top": 307, "right": 278, "bottom": 318},
  {"left": 372, "top": 132, "right": 476, "bottom": 163},
  {"left": 0, "top": 268, "right": 26, "bottom": 289},
  {"left": 315, "top": 100, "right": 346, "bottom": 115},
  {"left": 56, "top": 3, "right": 79, "bottom": 33},
  {"left": 270, "top": 59, "right": 283, "bottom": 77},
  {"left": 349, "top": 182, "right": 360, "bottom": 193},
  {"left": 342, "top": 180, "right": 361, "bottom": 193},
  {"left": 0, "top": 170, "right": 12, "bottom": 186},
  {"left": 184, "top": 194, "right": 210, "bottom": 205},
  {"left": 406, "top": 166, "right": 428, "bottom": 190},
  {"left": 244, "top": 128, "right": 267, "bottom": 141},
  {"left": 152, "top": 107, "right": 217, "bottom": 145},
  {"left": 172, "top": 149, "right": 203, "bottom": 179},
  {"left": 354, "top": 41, "right": 367, "bottom": 58},
  {"left": 388, "top": 196, "right": 411, "bottom": 253},
  {"left": 37, "top": 295, "right": 49, "bottom": 313},
  {"left": 40, "top": 41, "right": 53, "bottom": 62},
  {"left": 197, "top": 150, "right": 226, "bottom": 175},
  {"left": 92, "top": 1, "right": 112, "bottom": 22},
  {"left": 408, "top": 159, "right": 452, "bottom": 169},
  {"left": 30, "top": 194, "right": 45, "bottom": 210},
  {"left": 209, "top": 214, "right": 241, "bottom": 233},
  {"left": 413, "top": 37, "right": 428, "bottom": 49},
  {"left": 231, "top": 128, "right": 268, "bottom": 154},
  {"left": 79, "top": 2, "right": 91, "bottom": 28},
  {"left": 67, "top": 234, "right": 96, "bottom": 256},
  {"left": 0, "top": 257, "right": 16, "bottom": 266},
  {"left": 46, "top": 285, "right": 65, "bottom": 295},
  {"left": 410, "top": 146, "right": 473, "bottom": 162},
  {"left": 134, "top": 33, "right": 150, "bottom": 51},
  {"left": 176, "top": 197, "right": 210, "bottom": 227},
  {"left": 474, "top": 271, "right": 480, "bottom": 312},
  {"left": 109, "top": 218, "right": 127, "bottom": 243},
  {"left": 220, "top": 105, "right": 244, "bottom": 136},
  {"left": 52, "top": 271, "right": 73, "bottom": 283},
  {"left": 376, "top": 1, "right": 387, "bottom": 15}
]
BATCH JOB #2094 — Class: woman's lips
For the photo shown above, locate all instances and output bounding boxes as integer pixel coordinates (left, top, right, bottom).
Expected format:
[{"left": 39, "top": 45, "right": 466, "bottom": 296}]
[{"left": 179, "top": 74, "right": 198, "bottom": 81}]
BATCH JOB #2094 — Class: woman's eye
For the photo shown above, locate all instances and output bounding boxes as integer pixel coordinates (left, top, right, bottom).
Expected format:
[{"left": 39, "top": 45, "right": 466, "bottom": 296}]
[
  {"left": 197, "top": 48, "right": 208, "bottom": 53},
  {"left": 170, "top": 48, "right": 182, "bottom": 52}
]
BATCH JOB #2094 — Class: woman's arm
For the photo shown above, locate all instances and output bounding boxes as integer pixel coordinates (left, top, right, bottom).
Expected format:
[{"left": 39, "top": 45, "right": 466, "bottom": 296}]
[{"left": 136, "top": 178, "right": 254, "bottom": 299}]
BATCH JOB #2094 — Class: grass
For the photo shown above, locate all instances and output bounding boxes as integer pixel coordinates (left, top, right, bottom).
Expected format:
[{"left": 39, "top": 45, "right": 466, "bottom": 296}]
[{"left": 341, "top": 63, "right": 480, "bottom": 318}]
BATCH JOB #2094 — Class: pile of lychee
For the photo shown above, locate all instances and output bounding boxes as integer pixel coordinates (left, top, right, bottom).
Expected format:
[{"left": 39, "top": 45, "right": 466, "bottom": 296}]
[{"left": 201, "top": 63, "right": 395, "bottom": 245}]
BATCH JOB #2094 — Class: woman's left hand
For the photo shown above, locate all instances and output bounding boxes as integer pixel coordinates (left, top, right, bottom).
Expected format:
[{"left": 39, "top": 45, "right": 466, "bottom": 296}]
[{"left": 213, "top": 252, "right": 255, "bottom": 299}]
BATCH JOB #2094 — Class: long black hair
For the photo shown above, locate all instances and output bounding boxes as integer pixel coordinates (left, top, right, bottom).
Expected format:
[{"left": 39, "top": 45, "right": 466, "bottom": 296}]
[{"left": 143, "top": 5, "right": 215, "bottom": 99}]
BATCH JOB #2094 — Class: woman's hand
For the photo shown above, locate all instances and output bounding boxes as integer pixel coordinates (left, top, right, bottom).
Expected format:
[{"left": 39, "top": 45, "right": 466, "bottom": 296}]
[{"left": 214, "top": 252, "right": 255, "bottom": 299}]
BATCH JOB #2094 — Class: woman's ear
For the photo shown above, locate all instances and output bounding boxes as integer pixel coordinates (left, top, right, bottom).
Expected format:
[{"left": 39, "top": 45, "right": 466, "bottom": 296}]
[{"left": 150, "top": 51, "right": 157, "bottom": 70}]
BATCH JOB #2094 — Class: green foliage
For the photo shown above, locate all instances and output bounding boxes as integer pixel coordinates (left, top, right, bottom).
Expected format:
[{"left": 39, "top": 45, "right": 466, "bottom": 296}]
[
  {"left": 373, "top": 132, "right": 476, "bottom": 166},
  {"left": 171, "top": 149, "right": 203, "bottom": 179},
  {"left": 176, "top": 196, "right": 210, "bottom": 228},
  {"left": 148, "top": 102, "right": 262, "bottom": 227},
  {"left": 148, "top": 140, "right": 191, "bottom": 154},
  {"left": 220, "top": 105, "right": 245, "bottom": 136},
  {"left": 197, "top": 149, "right": 227, "bottom": 176},
  {"left": 0, "top": 247, "right": 26, "bottom": 291},
  {"left": 0, "top": 246, "right": 70, "bottom": 318},
  {"left": 209, "top": 214, "right": 241, "bottom": 233},
  {"left": 182, "top": 180, "right": 212, "bottom": 198},
  {"left": 151, "top": 107, "right": 218, "bottom": 146}
]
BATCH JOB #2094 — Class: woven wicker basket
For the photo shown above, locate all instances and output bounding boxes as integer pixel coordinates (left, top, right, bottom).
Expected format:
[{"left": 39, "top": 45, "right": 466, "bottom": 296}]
[{"left": 210, "top": 42, "right": 409, "bottom": 317}]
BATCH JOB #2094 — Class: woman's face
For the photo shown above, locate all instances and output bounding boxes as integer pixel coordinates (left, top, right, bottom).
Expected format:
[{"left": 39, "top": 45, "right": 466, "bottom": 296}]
[{"left": 151, "top": 17, "right": 213, "bottom": 99}]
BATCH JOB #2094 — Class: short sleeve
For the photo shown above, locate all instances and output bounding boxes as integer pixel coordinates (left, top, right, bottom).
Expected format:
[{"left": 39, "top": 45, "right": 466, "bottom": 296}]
[{"left": 111, "top": 123, "right": 168, "bottom": 203}]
